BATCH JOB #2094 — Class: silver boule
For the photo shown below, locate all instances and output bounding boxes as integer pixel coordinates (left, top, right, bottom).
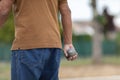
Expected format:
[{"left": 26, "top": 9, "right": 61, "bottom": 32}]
[{"left": 67, "top": 48, "right": 78, "bottom": 57}]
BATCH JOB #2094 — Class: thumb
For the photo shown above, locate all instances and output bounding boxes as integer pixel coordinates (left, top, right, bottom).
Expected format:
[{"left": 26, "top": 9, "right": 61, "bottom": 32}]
[
  {"left": 64, "top": 44, "right": 73, "bottom": 57},
  {"left": 64, "top": 49, "right": 68, "bottom": 57}
]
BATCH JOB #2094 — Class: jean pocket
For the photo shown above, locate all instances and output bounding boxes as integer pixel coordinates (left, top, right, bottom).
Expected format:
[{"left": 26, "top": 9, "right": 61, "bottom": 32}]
[
  {"left": 55, "top": 49, "right": 62, "bottom": 63},
  {"left": 20, "top": 50, "right": 40, "bottom": 67}
]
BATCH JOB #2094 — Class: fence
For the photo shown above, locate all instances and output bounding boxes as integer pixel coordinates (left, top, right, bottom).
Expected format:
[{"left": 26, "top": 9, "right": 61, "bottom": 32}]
[
  {"left": 0, "top": 40, "right": 118, "bottom": 61},
  {"left": 0, "top": 43, "right": 11, "bottom": 61}
]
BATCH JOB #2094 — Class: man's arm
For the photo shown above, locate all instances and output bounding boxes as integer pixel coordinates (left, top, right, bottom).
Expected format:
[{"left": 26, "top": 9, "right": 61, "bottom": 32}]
[
  {"left": 59, "top": 1, "right": 72, "bottom": 44},
  {"left": 0, "top": 0, "right": 13, "bottom": 27},
  {"left": 59, "top": 0, "right": 77, "bottom": 61}
]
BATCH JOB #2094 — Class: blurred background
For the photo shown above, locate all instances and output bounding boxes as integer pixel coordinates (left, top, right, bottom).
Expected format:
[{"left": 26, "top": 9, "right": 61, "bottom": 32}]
[{"left": 0, "top": 0, "right": 120, "bottom": 80}]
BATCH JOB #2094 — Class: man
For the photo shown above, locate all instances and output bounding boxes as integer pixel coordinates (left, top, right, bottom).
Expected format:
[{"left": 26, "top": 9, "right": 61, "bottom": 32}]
[{"left": 0, "top": 0, "right": 77, "bottom": 80}]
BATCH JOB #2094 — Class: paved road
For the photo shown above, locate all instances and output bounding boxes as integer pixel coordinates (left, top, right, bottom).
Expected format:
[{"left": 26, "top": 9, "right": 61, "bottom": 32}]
[{"left": 61, "top": 76, "right": 120, "bottom": 80}]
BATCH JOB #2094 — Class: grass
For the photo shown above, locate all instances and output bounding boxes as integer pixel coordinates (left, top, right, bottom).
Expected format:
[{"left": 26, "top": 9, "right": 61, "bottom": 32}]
[
  {"left": 0, "top": 62, "right": 10, "bottom": 80},
  {"left": 61, "top": 58, "right": 92, "bottom": 66},
  {"left": 61, "top": 56, "right": 120, "bottom": 66},
  {"left": 102, "top": 56, "right": 120, "bottom": 65}
]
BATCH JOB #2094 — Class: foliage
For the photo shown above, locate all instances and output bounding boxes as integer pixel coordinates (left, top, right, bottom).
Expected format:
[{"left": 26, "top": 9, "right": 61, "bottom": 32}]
[
  {"left": 0, "top": 12, "right": 14, "bottom": 43},
  {"left": 96, "top": 15, "right": 109, "bottom": 36},
  {"left": 96, "top": 15, "right": 107, "bottom": 26},
  {"left": 73, "top": 35, "right": 92, "bottom": 42}
]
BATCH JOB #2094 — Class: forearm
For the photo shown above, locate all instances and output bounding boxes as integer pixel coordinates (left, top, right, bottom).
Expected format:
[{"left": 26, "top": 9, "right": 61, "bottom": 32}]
[
  {"left": 0, "top": 0, "right": 12, "bottom": 27},
  {"left": 60, "top": 4, "right": 72, "bottom": 44}
]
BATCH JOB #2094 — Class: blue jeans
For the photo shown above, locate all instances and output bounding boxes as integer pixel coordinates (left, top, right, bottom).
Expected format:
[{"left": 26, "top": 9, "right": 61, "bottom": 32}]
[{"left": 11, "top": 48, "right": 61, "bottom": 80}]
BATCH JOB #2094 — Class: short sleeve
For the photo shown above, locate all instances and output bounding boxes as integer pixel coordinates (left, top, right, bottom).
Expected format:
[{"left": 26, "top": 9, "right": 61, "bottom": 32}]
[{"left": 58, "top": 0, "right": 68, "bottom": 4}]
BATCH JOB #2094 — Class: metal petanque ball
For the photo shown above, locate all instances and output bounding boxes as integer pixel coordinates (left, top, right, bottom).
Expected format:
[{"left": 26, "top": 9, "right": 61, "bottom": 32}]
[{"left": 67, "top": 48, "right": 78, "bottom": 57}]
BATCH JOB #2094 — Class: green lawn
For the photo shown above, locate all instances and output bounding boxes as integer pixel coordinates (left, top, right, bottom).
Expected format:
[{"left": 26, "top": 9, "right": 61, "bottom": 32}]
[
  {"left": 61, "top": 56, "right": 120, "bottom": 66},
  {"left": 0, "top": 62, "right": 10, "bottom": 80},
  {"left": 61, "top": 58, "right": 92, "bottom": 66},
  {"left": 102, "top": 56, "right": 120, "bottom": 64}
]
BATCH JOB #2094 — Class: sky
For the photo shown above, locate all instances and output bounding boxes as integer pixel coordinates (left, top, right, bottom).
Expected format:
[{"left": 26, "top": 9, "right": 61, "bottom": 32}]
[{"left": 68, "top": 0, "right": 120, "bottom": 26}]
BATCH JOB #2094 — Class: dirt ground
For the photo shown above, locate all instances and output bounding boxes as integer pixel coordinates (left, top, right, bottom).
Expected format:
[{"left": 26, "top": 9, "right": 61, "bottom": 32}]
[
  {"left": 59, "top": 64, "right": 120, "bottom": 78},
  {"left": 1, "top": 62, "right": 120, "bottom": 80}
]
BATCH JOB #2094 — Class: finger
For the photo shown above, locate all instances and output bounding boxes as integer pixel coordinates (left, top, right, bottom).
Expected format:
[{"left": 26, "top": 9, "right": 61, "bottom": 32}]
[
  {"left": 67, "top": 54, "right": 76, "bottom": 61},
  {"left": 64, "top": 51, "right": 68, "bottom": 58},
  {"left": 71, "top": 55, "right": 78, "bottom": 61},
  {"left": 63, "top": 49, "right": 69, "bottom": 57},
  {"left": 73, "top": 54, "right": 78, "bottom": 59},
  {"left": 68, "top": 57, "right": 73, "bottom": 61}
]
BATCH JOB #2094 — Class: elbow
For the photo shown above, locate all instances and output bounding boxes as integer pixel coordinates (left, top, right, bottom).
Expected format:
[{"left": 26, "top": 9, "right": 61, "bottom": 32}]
[
  {"left": 0, "top": 9, "right": 9, "bottom": 17},
  {"left": 61, "top": 8, "right": 71, "bottom": 16},
  {"left": 0, "top": 9, "right": 10, "bottom": 28},
  {"left": 0, "top": 7, "right": 10, "bottom": 16}
]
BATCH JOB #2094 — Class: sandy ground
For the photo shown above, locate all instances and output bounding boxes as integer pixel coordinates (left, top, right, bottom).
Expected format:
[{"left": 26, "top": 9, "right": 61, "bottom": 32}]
[
  {"left": 61, "top": 76, "right": 120, "bottom": 80},
  {"left": 1, "top": 62, "right": 120, "bottom": 80},
  {"left": 59, "top": 64, "right": 120, "bottom": 79}
]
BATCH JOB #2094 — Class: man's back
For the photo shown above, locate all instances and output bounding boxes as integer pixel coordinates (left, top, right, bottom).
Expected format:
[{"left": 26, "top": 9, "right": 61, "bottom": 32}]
[
  {"left": 0, "top": 0, "right": 77, "bottom": 80},
  {"left": 12, "top": 0, "right": 62, "bottom": 50}
]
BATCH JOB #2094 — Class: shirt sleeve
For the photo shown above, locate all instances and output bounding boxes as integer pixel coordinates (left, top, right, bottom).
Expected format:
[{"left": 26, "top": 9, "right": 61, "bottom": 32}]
[{"left": 58, "top": 0, "right": 68, "bottom": 4}]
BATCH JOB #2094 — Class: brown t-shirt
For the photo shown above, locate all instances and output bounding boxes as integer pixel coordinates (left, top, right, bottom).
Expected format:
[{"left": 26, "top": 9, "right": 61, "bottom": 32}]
[{"left": 11, "top": 0, "right": 69, "bottom": 50}]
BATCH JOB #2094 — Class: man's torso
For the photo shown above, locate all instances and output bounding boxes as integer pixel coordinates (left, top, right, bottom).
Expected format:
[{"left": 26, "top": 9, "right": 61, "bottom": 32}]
[{"left": 12, "top": 0, "right": 62, "bottom": 50}]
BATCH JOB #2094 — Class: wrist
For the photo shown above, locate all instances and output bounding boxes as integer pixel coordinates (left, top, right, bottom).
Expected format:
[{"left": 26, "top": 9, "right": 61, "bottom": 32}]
[
  {"left": 64, "top": 43, "right": 74, "bottom": 50},
  {"left": 64, "top": 43, "right": 73, "bottom": 47},
  {"left": 64, "top": 41, "right": 72, "bottom": 45}
]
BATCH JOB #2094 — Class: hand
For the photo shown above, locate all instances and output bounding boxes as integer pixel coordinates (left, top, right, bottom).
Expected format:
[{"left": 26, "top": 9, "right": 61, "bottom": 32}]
[{"left": 63, "top": 44, "right": 78, "bottom": 61}]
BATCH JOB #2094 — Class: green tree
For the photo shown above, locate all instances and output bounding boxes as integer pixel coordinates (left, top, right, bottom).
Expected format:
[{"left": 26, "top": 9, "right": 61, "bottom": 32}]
[{"left": 0, "top": 12, "right": 14, "bottom": 43}]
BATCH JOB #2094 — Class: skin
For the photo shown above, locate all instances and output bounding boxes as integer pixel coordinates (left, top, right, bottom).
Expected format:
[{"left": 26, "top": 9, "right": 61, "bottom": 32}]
[
  {"left": 64, "top": 44, "right": 78, "bottom": 61},
  {"left": 59, "top": 3, "right": 78, "bottom": 61},
  {"left": 0, "top": 0, "right": 78, "bottom": 61},
  {"left": 0, "top": 0, "right": 13, "bottom": 27}
]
